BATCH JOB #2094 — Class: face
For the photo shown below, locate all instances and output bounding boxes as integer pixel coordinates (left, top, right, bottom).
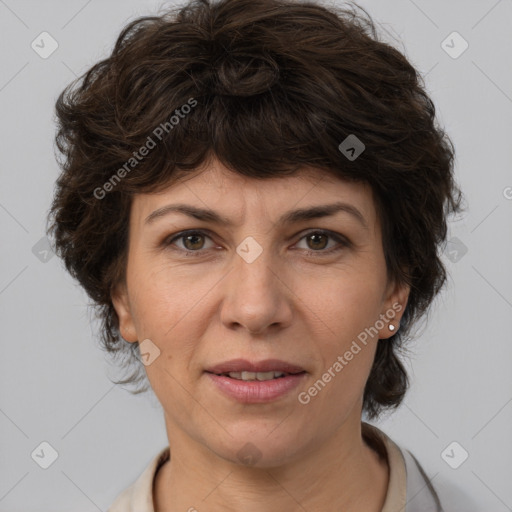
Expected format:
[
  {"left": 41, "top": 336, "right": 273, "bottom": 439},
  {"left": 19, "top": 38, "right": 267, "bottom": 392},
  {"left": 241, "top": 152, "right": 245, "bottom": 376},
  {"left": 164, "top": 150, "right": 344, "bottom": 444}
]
[{"left": 112, "top": 157, "right": 409, "bottom": 467}]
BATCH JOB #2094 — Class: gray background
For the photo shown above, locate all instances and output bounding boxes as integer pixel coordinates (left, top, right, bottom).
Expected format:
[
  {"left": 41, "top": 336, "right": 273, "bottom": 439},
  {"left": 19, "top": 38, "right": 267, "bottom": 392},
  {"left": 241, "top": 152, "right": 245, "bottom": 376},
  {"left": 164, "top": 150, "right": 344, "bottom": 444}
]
[{"left": 1, "top": 0, "right": 511, "bottom": 510}]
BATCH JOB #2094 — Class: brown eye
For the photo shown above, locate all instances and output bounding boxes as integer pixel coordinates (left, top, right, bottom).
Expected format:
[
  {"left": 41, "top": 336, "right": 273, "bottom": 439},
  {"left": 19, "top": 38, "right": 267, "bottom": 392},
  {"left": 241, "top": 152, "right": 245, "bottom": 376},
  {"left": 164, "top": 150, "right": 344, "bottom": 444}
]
[
  {"left": 164, "top": 229, "right": 349, "bottom": 257},
  {"left": 296, "top": 230, "right": 350, "bottom": 255},
  {"left": 306, "top": 232, "right": 329, "bottom": 250},
  {"left": 182, "top": 233, "right": 206, "bottom": 250},
  {"left": 166, "top": 230, "right": 215, "bottom": 254}
]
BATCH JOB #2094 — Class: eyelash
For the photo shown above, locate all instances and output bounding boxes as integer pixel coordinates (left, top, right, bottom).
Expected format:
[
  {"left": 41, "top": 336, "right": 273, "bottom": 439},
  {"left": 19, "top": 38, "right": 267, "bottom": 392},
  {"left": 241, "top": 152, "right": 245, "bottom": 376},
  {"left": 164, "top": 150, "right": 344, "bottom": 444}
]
[{"left": 164, "top": 229, "right": 350, "bottom": 257}]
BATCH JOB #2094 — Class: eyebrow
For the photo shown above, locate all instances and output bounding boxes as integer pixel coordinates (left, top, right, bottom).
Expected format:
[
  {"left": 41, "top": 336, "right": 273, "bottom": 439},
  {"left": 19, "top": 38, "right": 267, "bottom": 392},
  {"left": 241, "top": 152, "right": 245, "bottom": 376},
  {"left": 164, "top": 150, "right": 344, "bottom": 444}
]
[{"left": 144, "top": 201, "right": 369, "bottom": 230}]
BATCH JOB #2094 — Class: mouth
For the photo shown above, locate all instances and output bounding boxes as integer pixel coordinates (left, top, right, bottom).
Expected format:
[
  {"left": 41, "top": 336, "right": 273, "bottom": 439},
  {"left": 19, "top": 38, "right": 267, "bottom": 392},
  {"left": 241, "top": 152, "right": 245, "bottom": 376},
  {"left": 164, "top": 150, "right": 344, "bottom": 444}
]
[
  {"left": 204, "top": 358, "right": 307, "bottom": 378},
  {"left": 206, "top": 370, "right": 306, "bottom": 381},
  {"left": 204, "top": 359, "right": 307, "bottom": 403}
]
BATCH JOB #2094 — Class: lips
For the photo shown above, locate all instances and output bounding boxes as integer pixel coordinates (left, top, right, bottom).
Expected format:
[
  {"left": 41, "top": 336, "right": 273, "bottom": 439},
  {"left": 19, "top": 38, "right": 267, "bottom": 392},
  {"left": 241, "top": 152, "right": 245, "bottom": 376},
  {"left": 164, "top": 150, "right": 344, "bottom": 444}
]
[
  {"left": 205, "top": 362, "right": 307, "bottom": 403},
  {"left": 204, "top": 358, "right": 306, "bottom": 376}
]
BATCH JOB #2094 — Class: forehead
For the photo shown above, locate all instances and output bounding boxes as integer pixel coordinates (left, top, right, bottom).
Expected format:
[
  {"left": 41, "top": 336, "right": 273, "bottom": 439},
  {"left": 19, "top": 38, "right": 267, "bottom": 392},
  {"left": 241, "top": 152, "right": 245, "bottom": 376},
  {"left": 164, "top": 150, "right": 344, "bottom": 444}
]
[{"left": 130, "top": 160, "right": 378, "bottom": 231}]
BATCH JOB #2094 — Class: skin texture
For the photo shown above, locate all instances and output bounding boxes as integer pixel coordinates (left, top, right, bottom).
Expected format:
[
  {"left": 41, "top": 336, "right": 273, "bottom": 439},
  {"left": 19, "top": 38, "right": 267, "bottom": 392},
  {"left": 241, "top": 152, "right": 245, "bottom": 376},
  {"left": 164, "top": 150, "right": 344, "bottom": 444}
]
[{"left": 112, "top": 157, "right": 410, "bottom": 511}]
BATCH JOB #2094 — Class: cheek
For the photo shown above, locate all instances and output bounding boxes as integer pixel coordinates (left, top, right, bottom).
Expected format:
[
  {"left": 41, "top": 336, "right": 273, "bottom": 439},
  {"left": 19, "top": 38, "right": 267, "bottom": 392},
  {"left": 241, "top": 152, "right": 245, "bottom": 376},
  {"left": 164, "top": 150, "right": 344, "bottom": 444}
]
[
  {"left": 299, "top": 273, "right": 382, "bottom": 403},
  {"left": 302, "top": 288, "right": 379, "bottom": 417},
  {"left": 126, "top": 258, "right": 186, "bottom": 333},
  {"left": 308, "top": 272, "right": 383, "bottom": 343},
  {"left": 130, "top": 276, "right": 201, "bottom": 409},
  {"left": 127, "top": 264, "right": 209, "bottom": 364}
]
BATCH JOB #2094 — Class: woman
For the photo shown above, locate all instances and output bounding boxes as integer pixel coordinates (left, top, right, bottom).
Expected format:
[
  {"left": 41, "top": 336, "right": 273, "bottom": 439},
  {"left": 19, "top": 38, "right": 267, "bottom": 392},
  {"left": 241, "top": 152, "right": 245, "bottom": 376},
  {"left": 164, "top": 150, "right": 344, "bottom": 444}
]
[{"left": 48, "top": 0, "right": 463, "bottom": 510}]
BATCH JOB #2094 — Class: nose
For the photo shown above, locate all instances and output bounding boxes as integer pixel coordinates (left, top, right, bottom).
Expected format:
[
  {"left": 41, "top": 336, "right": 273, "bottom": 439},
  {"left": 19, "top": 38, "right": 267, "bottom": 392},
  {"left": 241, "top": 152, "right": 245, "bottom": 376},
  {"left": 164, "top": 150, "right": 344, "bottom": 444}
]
[{"left": 219, "top": 246, "right": 293, "bottom": 336}]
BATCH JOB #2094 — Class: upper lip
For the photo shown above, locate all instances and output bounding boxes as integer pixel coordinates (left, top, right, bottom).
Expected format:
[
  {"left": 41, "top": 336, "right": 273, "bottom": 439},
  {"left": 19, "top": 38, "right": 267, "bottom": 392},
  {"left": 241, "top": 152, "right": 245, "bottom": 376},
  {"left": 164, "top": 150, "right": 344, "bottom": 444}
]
[{"left": 205, "top": 359, "right": 306, "bottom": 375}]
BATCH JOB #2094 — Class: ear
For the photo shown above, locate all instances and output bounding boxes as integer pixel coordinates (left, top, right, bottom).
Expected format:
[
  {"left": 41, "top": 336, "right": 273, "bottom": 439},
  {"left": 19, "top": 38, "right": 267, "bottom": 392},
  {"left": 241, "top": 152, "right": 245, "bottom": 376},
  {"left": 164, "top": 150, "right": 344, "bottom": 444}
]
[
  {"left": 377, "top": 278, "right": 410, "bottom": 340},
  {"left": 111, "top": 281, "right": 138, "bottom": 343}
]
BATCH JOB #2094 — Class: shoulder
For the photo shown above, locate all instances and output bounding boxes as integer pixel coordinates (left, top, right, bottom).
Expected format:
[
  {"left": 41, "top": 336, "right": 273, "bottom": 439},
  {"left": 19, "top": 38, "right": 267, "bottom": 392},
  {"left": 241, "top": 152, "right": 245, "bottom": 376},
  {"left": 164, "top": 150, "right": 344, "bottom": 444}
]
[
  {"left": 401, "top": 447, "right": 444, "bottom": 511},
  {"left": 107, "top": 446, "right": 170, "bottom": 512},
  {"left": 362, "top": 422, "right": 444, "bottom": 512}
]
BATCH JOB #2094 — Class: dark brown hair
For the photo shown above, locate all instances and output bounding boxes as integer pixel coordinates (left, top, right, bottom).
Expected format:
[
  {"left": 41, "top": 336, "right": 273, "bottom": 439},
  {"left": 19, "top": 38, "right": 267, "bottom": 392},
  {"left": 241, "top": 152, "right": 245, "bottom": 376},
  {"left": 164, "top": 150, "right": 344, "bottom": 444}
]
[{"left": 48, "top": 0, "right": 464, "bottom": 420}]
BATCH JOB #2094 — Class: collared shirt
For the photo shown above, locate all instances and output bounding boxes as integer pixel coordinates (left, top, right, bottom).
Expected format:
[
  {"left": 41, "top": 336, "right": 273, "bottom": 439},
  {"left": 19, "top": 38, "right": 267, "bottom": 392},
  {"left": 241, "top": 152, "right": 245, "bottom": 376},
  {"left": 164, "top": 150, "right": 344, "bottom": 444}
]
[{"left": 108, "top": 422, "right": 443, "bottom": 512}]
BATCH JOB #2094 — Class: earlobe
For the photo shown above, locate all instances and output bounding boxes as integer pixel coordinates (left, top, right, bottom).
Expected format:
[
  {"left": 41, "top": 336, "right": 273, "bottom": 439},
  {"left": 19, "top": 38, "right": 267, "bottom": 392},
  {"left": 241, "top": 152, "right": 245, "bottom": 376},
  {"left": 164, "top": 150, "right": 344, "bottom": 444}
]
[
  {"left": 111, "top": 283, "right": 138, "bottom": 343},
  {"left": 379, "top": 280, "right": 411, "bottom": 339}
]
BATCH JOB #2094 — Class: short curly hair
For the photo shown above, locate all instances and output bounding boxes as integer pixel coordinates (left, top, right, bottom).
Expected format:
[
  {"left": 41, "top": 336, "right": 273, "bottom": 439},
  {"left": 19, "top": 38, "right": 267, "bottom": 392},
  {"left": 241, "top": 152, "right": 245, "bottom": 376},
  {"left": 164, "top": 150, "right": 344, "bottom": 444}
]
[{"left": 47, "top": 0, "right": 464, "bottom": 420}]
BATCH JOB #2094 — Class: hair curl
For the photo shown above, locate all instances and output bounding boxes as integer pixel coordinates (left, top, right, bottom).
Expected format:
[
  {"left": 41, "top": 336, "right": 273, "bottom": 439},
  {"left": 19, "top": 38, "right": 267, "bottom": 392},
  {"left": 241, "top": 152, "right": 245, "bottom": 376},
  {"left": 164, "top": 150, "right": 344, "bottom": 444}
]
[{"left": 48, "top": 0, "right": 464, "bottom": 420}]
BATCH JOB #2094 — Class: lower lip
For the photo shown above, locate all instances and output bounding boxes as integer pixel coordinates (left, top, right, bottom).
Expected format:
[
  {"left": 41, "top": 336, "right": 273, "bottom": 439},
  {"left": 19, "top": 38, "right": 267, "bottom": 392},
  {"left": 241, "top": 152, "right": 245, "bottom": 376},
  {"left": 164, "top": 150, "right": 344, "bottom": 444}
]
[{"left": 205, "top": 372, "right": 307, "bottom": 403}]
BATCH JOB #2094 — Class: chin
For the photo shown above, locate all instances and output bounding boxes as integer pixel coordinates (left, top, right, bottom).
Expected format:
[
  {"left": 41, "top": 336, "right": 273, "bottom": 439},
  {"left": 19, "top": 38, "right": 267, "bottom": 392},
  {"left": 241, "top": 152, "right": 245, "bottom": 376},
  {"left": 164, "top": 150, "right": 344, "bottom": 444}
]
[{"left": 207, "top": 422, "right": 307, "bottom": 469}]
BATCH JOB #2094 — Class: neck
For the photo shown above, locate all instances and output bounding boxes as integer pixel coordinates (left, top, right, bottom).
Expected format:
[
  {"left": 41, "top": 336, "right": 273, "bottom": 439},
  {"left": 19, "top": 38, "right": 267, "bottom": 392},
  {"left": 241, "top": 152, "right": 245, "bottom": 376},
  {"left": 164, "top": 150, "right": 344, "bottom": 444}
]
[{"left": 154, "top": 418, "right": 389, "bottom": 512}]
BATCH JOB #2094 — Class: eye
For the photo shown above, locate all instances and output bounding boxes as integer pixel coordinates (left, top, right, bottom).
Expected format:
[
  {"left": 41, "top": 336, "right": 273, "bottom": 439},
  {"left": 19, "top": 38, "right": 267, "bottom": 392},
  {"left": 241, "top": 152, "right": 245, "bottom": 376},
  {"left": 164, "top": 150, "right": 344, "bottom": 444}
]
[
  {"left": 164, "top": 229, "right": 350, "bottom": 257},
  {"left": 166, "top": 230, "right": 215, "bottom": 254},
  {"left": 295, "top": 230, "right": 349, "bottom": 255}
]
